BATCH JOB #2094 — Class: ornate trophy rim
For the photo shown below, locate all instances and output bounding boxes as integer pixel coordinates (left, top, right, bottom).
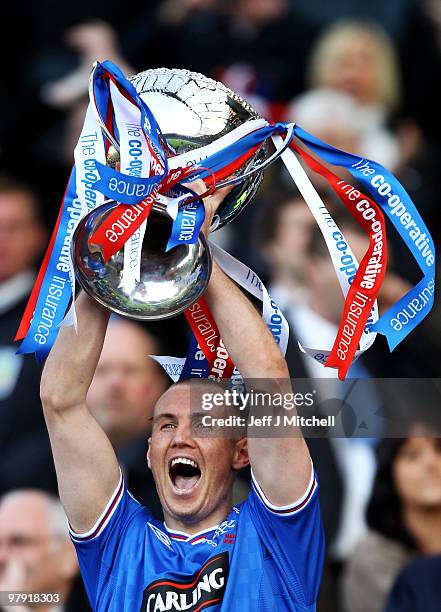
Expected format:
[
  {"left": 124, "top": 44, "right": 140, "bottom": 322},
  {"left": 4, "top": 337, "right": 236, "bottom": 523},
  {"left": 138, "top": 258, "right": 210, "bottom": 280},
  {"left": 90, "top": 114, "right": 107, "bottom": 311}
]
[{"left": 129, "top": 66, "right": 260, "bottom": 119}]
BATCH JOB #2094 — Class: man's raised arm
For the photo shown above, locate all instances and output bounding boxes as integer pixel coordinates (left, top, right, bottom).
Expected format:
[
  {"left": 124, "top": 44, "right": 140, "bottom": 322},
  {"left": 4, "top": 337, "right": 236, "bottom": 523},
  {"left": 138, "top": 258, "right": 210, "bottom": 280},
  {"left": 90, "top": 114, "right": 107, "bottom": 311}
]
[
  {"left": 204, "top": 262, "right": 312, "bottom": 506},
  {"left": 40, "top": 291, "right": 120, "bottom": 533}
]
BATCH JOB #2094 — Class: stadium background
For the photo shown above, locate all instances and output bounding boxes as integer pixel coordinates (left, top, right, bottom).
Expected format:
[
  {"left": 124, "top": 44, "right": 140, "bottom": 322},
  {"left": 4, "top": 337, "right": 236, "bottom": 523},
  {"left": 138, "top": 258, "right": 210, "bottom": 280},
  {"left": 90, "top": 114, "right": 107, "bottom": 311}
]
[{"left": 1, "top": 1, "right": 441, "bottom": 610}]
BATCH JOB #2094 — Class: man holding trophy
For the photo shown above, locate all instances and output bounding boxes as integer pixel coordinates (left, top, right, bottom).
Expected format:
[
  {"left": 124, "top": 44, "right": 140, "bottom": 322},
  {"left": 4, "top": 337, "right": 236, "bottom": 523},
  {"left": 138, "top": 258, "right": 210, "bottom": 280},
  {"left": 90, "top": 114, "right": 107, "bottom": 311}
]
[{"left": 40, "top": 174, "right": 324, "bottom": 611}]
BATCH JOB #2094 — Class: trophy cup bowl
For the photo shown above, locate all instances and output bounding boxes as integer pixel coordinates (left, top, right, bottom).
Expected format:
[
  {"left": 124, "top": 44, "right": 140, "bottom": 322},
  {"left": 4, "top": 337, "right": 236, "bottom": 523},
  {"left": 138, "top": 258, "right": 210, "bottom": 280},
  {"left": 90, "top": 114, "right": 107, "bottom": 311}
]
[{"left": 73, "top": 200, "right": 212, "bottom": 320}]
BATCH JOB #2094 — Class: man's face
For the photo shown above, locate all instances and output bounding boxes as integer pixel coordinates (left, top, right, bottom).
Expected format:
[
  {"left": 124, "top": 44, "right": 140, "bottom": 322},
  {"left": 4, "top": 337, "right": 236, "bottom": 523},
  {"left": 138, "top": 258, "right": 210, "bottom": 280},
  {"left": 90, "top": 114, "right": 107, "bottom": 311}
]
[
  {"left": 325, "top": 33, "right": 380, "bottom": 106},
  {"left": 148, "top": 383, "right": 248, "bottom": 525},
  {"left": 87, "top": 321, "right": 167, "bottom": 447},
  {"left": 239, "top": 0, "right": 288, "bottom": 25},
  {"left": 0, "top": 493, "right": 74, "bottom": 593},
  {"left": 0, "top": 190, "right": 45, "bottom": 282},
  {"left": 393, "top": 438, "right": 441, "bottom": 509},
  {"left": 0, "top": 494, "right": 50, "bottom": 583}
]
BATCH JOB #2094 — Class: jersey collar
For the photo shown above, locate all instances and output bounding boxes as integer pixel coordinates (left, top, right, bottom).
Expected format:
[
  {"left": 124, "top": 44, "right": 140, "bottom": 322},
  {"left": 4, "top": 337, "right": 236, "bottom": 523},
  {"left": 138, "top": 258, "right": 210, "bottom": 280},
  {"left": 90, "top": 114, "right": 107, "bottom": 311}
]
[{"left": 164, "top": 523, "right": 219, "bottom": 544}]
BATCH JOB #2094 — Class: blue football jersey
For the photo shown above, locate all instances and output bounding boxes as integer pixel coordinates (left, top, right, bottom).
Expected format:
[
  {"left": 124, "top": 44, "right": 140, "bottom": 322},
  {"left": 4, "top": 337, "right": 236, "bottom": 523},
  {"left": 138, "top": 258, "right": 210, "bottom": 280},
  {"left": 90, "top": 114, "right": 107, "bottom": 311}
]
[{"left": 71, "top": 467, "right": 324, "bottom": 611}]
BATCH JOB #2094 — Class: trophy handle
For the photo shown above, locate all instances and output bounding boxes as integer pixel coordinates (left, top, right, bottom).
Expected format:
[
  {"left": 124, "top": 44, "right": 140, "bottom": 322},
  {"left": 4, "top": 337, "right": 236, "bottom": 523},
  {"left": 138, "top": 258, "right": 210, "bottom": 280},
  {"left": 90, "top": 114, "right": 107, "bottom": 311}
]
[{"left": 214, "top": 123, "right": 295, "bottom": 189}]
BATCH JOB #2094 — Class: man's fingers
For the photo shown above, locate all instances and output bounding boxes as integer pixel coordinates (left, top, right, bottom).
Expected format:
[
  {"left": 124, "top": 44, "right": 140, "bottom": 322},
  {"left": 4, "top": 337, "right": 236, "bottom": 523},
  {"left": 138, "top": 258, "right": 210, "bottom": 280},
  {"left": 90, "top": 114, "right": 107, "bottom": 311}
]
[
  {"left": 183, "top": 180, "right": 234, "bottom": 202},
  {"left": 205, "top": 184, "right": 235, "bottom": 206},
  {"left": 182, "top": 178, "right": 206, "bottom": 195}
]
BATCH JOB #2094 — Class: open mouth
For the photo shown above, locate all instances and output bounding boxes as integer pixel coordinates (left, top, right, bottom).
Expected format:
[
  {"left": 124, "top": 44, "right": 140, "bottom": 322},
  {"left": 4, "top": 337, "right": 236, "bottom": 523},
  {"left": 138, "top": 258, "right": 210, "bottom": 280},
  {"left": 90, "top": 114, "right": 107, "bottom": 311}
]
[{"left": 168, "top": 457, "right": 202, "bottom": 494}]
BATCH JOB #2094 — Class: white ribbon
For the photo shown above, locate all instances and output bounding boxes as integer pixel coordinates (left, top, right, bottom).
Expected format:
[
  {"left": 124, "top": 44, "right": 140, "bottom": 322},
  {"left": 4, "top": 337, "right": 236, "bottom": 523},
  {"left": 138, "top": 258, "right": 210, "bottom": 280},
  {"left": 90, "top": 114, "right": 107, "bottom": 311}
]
[
  {"left": 109, "top": 81, "right": 151, "bottom": 292},
  {"left": 60, "top": 104, "right": 107, "bottom": 330}
]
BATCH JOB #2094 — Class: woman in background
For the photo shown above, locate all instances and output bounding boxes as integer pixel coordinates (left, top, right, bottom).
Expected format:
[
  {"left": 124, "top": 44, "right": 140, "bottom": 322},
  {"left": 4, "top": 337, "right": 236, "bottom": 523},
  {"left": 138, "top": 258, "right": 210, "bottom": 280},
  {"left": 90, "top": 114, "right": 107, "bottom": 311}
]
[
  {"left": 341, "top": 435, "right": 441, "bottom": 612},
  {"left": 304, "top": 19, "right": 401, "bottom": 169}
]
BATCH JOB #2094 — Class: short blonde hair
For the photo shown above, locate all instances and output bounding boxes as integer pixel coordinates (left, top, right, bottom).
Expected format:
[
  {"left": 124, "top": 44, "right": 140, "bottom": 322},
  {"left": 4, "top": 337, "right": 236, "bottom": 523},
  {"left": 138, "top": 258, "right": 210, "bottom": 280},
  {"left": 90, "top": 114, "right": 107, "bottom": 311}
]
[{"left": 307, "top": 19, "right": 401, "bottom": 112}]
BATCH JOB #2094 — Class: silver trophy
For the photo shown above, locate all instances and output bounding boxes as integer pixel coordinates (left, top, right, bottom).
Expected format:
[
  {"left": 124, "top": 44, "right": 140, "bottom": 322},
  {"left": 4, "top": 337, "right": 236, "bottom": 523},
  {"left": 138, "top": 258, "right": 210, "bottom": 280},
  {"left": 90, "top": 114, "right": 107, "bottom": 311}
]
[{"left": 73, "top": 68, "right": 269, "bottom": 320}]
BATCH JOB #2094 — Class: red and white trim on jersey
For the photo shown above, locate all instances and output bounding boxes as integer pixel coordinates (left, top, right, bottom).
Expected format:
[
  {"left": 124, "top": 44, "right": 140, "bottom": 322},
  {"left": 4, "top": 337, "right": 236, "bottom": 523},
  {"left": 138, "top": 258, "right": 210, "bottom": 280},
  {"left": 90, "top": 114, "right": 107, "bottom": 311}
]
[
  {"left": 165, "top": 524, "right": 218, "bottom": 545},
  {"left": 69, "top": 471, "right": 124, "bottom": 543},
  {"left": 251, "top": 461, "right": 317, "bottom": 516}
]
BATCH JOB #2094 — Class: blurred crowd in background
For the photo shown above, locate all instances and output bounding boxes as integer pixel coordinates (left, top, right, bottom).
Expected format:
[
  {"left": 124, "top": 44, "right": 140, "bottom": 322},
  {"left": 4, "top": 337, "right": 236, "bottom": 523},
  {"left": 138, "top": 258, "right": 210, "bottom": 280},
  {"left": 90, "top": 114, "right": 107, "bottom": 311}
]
[{"left": 1, "top": 0, "right": 441, "bottom": 610}]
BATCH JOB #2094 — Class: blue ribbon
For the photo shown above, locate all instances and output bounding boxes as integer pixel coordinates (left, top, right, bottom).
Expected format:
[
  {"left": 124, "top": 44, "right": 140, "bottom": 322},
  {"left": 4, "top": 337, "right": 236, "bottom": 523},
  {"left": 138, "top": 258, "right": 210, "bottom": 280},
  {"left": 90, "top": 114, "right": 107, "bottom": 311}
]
[
  {"left": 190, "top": 123, "right": 287, "bottom": 180},
  {"left": 91, "top": 121, "right": 288, "bottom": 203},
  {"left": 94, "top": 61, "right": 165, "bottom": 154},
  {"left": 294, "top": 125, "right": 436, "bottom": 350},
  {"left": 17, "top": 170, "right": 80, "bottom": 361},
  {"left": 91, "top": 61, "right": 168, "bottom": 204},
  {"left": 93, "top": 162, "right": 164, "bottom": 204},
  {"left": 166, "top": 186, "right": 206, "bottom": 252},
  {"left": 179, "top": 334, "right": 209, "bottom": 380}
]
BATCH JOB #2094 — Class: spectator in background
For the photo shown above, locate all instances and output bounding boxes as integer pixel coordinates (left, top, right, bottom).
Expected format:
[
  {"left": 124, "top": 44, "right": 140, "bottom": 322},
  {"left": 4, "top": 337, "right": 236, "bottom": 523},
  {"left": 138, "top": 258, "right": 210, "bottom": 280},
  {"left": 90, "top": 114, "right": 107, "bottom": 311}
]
[
  {"left": 285, "top": 88, "right": 370, "bottom": 193},
  {"left": 342, "top": 435, "right": 441, "bottom": 612},
  {"left": 134, "top": 0, "right": 319, "bottom": 107},
  {"left": 255, "top": 190, "right": 316, "bottom": 310},
  {"left": 287, "top": 89, "right": 363, "bottom": 158},
  {"left": 283, "top": 213, "right": 370, "bottom": 380},
  {"left": 280, "top": 214, "right": 381, "bottom": 566},
  {"left": 0, "top": 490, "right": 89, "bottom": 611},
  {"left": 385, "top": 554, "right": 441, "bottom": 612},
  {"left": 304, "top": 19, "right": 401, "bottom": 169},
  {"left": 41, "top": 20, "right": 134, "bottom": 112},
  {"left": 0, "top": 177, "right": 45, "bottom": 318},
  {"left": 0, "top": 177, "right": 54, "bottom": 496},
  {"left": 39, "top": 20, "right": 136, "bottom": 166},
  {"left": 86, "top": 318, "right": 169, "bottom": 518}
]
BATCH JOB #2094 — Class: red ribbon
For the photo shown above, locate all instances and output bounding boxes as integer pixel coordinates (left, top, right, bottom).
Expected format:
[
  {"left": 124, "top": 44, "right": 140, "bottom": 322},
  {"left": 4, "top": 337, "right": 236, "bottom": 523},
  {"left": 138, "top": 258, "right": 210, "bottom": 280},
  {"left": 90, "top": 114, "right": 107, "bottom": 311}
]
[
  {"left": 184, "top": 297, "right": 235, "bottom": 379},
  {"left": 291, "top": 143, "right": 387, "bottom": 379},
  {"left": 88, "top": 193, "right": 156, "bottom": 261}
]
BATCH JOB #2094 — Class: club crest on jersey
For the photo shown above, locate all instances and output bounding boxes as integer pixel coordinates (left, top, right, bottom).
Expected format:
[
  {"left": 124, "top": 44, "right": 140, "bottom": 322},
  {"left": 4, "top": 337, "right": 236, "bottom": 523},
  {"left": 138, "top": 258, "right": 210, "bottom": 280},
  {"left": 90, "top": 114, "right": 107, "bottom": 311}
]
[{"left": 140, "top": 552, "right": 229, "bottom": 612}]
